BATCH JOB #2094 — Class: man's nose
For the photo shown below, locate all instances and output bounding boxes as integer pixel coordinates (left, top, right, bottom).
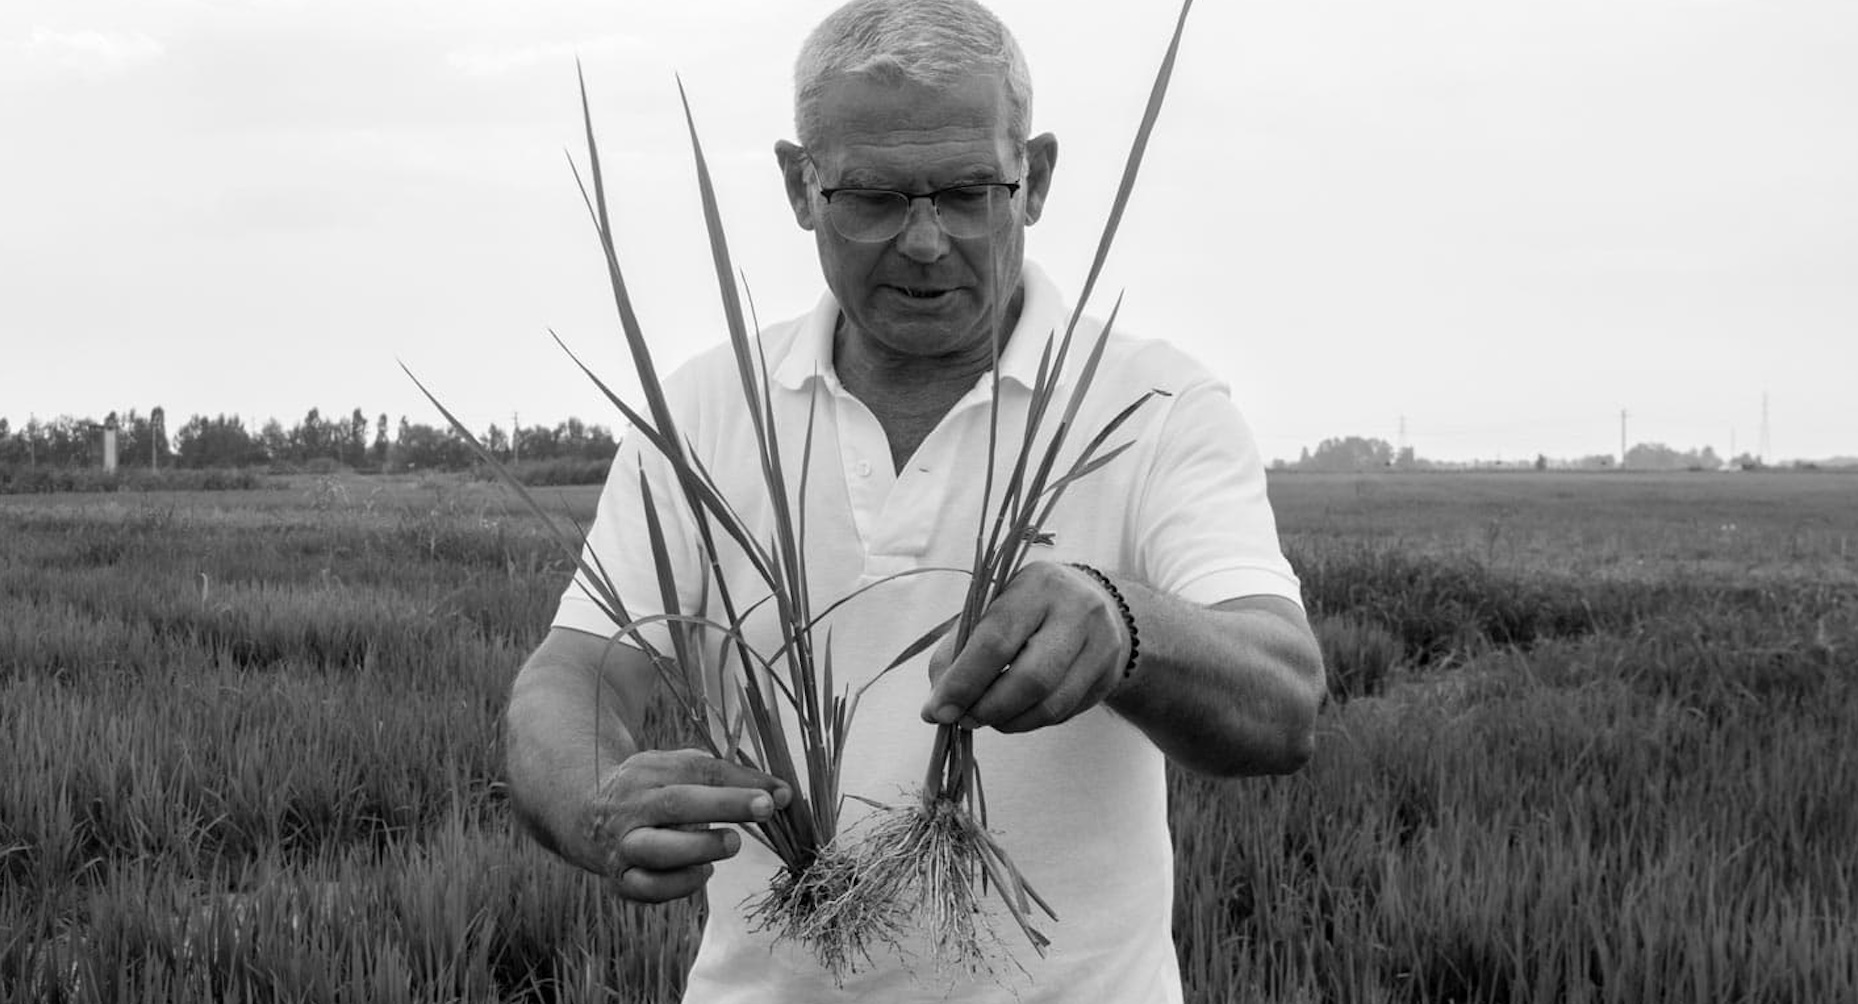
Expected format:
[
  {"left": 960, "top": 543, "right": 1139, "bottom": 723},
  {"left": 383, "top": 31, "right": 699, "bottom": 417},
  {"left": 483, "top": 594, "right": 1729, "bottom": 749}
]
[{"left": 893, "top": 197, "right": 949, "bottom": 262}]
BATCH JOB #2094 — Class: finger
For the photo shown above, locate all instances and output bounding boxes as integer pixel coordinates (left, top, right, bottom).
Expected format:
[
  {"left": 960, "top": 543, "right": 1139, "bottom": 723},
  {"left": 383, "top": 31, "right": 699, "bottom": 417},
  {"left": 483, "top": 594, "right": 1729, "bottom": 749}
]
[
  {"left": 616, "top": 862, "right": 714, "bottom": 904},
  {"left": 964, "top": 627, "right": 1083, "bottom": 730},
  {"left": 921, "top": 603, "right": 1042, "bottom": 724},
  {"left": 924, "top": 630, "right": 959, "bottom": 687},
  {"left": 651, "top": 749, "right": 793, "bottom": 806},
  {"left": 644, "top": 783, "right": 781, "bottom": 827},
  {"left": 620, "top": 824, "right": 742, "bottom": 871},
  {"left": 1001, "top": 593, "right": 1129, "bottom": 732},
  {"left": 1000, "top": 655, "right": 1111, "bottom": 733}
]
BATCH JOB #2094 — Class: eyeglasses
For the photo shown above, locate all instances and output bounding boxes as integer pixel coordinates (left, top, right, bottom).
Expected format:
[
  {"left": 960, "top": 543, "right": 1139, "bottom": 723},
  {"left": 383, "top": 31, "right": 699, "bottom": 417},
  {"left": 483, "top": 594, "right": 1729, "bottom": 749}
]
[{"left": 815, "top": 181, "right": 1022, "bottom": 243}]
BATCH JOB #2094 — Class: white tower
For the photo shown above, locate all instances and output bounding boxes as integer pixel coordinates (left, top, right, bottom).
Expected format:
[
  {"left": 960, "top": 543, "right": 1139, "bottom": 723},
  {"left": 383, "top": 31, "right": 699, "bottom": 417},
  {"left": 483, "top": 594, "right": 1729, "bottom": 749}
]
[{"left": 1758, "top": 392, "right": 1771, "bottom": 464}]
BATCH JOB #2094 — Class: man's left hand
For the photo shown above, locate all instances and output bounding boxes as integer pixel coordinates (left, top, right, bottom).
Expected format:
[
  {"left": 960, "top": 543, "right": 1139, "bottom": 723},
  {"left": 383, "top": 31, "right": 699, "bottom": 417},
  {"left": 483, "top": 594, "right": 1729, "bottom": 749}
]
[{"left": 919, "top": 562, "right": 1132, "bottom": 734}]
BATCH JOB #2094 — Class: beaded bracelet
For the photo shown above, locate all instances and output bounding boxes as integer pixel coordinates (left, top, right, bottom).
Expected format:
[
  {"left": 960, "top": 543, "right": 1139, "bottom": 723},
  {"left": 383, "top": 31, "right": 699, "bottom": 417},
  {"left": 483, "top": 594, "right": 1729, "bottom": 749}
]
[{"left": 1067, "top": 563, "right": 1140, "bottom": 681}]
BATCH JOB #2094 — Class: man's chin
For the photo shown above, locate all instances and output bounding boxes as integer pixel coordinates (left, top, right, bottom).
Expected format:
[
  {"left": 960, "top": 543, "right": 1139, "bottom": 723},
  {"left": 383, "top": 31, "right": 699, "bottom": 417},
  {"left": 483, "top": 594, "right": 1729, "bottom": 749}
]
[{"left": 859, "top": 308, "right": 993, "bottom": 357}]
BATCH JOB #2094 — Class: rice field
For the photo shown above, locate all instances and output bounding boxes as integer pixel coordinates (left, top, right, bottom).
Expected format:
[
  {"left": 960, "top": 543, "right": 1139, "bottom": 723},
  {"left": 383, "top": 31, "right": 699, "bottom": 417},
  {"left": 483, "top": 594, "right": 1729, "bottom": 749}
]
[{"left": 2, "top": 470, "right": 1853, "bottom": 1002}]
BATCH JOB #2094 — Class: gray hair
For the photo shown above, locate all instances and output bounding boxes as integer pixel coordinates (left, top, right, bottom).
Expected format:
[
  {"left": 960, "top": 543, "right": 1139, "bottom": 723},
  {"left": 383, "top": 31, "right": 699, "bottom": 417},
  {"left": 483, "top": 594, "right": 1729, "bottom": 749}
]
[{"left": 793, "top": 0, "right": 1034, "bottom": 149}]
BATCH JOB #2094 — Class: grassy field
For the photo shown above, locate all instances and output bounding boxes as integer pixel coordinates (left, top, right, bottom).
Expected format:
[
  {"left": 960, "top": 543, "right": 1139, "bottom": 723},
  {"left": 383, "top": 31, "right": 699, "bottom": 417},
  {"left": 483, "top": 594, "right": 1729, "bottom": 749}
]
[{"left": 2, "top": 470, "right": 1853, "bottom": 1002}]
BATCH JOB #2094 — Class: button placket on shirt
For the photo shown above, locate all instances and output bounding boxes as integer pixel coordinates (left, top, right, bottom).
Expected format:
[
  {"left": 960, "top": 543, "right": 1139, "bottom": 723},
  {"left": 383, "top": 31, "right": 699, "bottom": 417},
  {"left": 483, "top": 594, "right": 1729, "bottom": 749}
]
[
  {"left": 873, "top": 384, "right": 1008, "bottom": 566},
  {"left": 830, "top": 390, "right": 894, "bottom": 562},
  {"left": 836, "top": 376, "right": 1027, "bottom": 575}
]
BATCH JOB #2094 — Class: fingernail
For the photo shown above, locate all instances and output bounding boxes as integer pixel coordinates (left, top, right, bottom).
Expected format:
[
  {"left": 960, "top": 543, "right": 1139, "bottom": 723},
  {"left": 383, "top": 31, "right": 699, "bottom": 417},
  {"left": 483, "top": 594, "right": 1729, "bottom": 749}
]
[
  {"left": 750, "top": 794, "right": 772, "bottom": 819},
  {"left": 773, "top": 785, "right": 792, "bottom": 810},
  {"left": 958, "top": 716, "right": 980, "bottom": 732},
  {"left": 722, "top": 830, "right": 741, "bottom": 856},
  {"left": 933, "top": 704, "right": 961, "bottom": 725}
]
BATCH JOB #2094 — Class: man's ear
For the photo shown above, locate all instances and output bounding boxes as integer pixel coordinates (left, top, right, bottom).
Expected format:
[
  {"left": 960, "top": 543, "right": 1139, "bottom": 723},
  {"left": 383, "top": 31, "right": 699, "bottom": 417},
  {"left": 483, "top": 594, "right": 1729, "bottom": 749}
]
[
  {"left": 1022, "top": 132, "right": 1058, "bottom": 225},
  {"left": 774, "top": 140, "right": 816, "bottom": 231}
]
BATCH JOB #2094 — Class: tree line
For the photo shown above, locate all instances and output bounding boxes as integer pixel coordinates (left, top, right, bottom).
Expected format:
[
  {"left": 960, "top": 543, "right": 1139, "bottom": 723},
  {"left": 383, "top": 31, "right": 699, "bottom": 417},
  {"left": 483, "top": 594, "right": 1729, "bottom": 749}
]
[
  {"left": 0, "top": 408, "right": 616, "bottom": 473},
  {"left": 1276, "top": 436, "right": 1743, "bottom": 472}
]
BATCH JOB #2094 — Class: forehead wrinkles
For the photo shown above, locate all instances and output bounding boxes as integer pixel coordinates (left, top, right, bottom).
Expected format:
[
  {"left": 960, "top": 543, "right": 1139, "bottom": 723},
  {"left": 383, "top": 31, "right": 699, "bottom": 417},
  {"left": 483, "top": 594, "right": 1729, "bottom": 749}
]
[
  {"left": 836, "top": 132, "right": 999, "bottom": 173},
  {"left": 806, "top": 74, "right": 1016, "bottom": 182},
  {"left": 812, "top": 126, "right": 1016, "bottom": 188}
]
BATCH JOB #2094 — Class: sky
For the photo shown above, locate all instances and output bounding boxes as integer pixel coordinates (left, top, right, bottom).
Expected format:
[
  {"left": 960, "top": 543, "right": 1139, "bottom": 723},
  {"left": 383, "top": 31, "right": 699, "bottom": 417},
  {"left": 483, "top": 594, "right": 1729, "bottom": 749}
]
[{"left": 2, "top": 0, "right": 1853, "bottom": 465}]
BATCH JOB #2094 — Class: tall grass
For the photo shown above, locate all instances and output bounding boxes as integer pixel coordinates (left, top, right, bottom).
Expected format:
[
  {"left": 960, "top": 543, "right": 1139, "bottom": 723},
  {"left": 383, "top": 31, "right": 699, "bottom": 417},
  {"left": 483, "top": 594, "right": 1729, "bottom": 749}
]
[
  {"left": 0, "top": 466, "right": 267, "bottom": 495},
  {"left": 2, "top": 456, "right": 1852, "bottom": 1000}
]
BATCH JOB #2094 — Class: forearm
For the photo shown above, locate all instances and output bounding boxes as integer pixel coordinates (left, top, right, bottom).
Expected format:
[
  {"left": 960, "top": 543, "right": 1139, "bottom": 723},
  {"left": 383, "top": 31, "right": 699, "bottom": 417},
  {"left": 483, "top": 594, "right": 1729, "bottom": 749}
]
[
  {"left": 1103, "top": 581, "right": 1324, "bottom": 777},
  {"left": 503, "top": 650, "right": 643, "bottom": 868}
]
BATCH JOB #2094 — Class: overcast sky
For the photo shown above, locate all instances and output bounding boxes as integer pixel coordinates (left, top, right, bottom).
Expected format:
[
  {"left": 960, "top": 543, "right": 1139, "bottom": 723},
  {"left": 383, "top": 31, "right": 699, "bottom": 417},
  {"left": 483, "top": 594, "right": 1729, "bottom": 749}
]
[{"left": 3, "top": 0, "right": 1852, "bottom": 464}]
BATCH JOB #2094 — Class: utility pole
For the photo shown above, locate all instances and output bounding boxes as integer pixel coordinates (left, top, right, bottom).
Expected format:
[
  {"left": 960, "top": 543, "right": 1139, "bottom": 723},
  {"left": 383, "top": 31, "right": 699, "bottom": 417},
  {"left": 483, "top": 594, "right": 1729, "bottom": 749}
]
[{"left": 512, "top": 411, "right": 520, "bottom": 464}]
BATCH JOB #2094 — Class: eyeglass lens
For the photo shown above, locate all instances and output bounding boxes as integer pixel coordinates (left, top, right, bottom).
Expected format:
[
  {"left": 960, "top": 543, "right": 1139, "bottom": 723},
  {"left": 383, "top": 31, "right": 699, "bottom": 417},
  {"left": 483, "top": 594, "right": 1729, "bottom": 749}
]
[{"left": 826, "top": 186, "right": 1013, "bottom": 242}]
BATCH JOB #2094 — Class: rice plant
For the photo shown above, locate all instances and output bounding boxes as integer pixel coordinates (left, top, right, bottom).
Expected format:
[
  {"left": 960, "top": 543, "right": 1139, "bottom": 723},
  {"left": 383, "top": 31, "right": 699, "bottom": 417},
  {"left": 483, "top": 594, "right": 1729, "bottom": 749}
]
[{"left": 404, "top": 73, "right": 931, "bottom": 977}]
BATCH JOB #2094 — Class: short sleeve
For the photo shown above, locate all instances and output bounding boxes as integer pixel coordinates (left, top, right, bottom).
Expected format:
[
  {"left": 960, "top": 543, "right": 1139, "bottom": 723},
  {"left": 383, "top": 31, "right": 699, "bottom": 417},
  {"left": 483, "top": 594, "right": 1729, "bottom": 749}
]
[
  {"left": 1132, "top": 378, "right": 1303, "bottom": 608},
  {"left": 551, "top": 414, "right": 708, "bottom": 651}
]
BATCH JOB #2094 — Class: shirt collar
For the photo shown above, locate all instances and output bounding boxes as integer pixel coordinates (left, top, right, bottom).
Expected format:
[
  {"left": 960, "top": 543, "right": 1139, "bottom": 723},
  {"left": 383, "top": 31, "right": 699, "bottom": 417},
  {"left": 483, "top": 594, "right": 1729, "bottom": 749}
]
[{"left": 771, "top": 260, "right": 1076, "bottom": 392}]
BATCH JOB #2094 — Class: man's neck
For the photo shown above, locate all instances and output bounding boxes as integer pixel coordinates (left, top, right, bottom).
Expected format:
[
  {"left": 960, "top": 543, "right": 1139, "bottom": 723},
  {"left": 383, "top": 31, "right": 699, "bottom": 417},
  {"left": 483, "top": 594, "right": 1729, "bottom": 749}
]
[{"left": 832, "top": 283, "right": 1026, "bottom": 470}]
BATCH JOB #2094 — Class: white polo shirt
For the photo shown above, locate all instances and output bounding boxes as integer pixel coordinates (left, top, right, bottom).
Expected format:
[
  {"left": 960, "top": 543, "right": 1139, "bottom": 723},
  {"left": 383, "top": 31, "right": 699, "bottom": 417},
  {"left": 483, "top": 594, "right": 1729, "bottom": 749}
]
[{"left": 553, "top": 261, "right": 1302, "bottom": 1003}]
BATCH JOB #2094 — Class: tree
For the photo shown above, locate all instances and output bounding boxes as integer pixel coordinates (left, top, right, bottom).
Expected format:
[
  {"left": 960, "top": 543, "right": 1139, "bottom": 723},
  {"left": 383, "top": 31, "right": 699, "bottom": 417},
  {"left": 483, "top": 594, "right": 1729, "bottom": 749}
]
[
  {"left": 371, "top": 413, "right": 390, "bottom": 469},
  {"left": 175, "top": 414, "right": 265, "bottom": 468},
  {"left": 31, "top": 417, "right": 93, "bottom": 467},
  {"left": 150, "top": 406, "right": 171, "bottom": 467},
  {"left": 518, "top": 423, "right": 558, "bottom": 461},
  {"left": 260, "top": 419, "right": 290, "bottom": 463},
  {"left": 1623, "top": 442, "right": 1723, "bottom": 472},
  {"left": 389, "top": 416, "right": 413, "bottom": 471},
  {"left": 549, "top": 418, "right": 617, "bottom": 461},
  {"left": 25, "top": 417, "right": 43, "bottom": 466},
  {"left": 292, "top": 407, "right": 328, "bottom": 463},
  {"left": 346, "top": 408, "right": 369, "bottom": 468},
  {"left": 394, "top": 421, "right": 473, "bottom": 470},
  {"left": 1297, "top": 436, "right": 1396, "bottom": 472}
]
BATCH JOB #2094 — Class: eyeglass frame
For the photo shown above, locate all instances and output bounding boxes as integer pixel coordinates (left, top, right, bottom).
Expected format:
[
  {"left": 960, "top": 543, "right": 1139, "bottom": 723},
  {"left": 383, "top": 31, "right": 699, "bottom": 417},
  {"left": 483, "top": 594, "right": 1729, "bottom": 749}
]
[{"left": 812, "top": 179, "right": 1025, "bottom": 243}]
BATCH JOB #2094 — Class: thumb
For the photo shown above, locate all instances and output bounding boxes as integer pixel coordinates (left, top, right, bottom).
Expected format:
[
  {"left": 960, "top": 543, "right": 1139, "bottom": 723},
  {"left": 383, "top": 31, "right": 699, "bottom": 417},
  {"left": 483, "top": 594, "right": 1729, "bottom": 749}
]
[{"left": 924, "top": 630, "right": 959, "bottom": 688}]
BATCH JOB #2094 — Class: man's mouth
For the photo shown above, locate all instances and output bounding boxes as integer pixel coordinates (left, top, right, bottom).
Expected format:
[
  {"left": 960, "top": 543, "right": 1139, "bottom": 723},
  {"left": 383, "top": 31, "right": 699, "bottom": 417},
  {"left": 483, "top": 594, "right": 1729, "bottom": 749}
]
[{"left": 891, "top": 285, "right": 954, "bottom": 300}]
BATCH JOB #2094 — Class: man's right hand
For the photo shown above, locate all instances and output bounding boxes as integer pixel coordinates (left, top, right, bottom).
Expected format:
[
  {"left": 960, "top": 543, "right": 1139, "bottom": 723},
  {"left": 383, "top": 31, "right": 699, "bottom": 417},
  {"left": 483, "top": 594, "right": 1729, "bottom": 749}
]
[{"left": 577, "top": 748, "right": 792, "bottom": 903}]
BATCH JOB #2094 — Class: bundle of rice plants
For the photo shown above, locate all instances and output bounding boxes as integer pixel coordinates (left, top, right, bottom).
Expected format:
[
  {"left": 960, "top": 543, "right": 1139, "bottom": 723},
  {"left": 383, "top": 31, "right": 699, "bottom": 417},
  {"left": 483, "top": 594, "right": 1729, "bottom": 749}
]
[{"left": 407, "top": 73, "right": 955, "bottom": 979}]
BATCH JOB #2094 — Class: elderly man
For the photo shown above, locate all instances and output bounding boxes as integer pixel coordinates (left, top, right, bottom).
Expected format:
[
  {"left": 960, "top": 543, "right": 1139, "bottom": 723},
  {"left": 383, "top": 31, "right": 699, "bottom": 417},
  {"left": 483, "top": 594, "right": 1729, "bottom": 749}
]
[{"left": 503, "top": 0, "right": 1324, "bottom": 1000}]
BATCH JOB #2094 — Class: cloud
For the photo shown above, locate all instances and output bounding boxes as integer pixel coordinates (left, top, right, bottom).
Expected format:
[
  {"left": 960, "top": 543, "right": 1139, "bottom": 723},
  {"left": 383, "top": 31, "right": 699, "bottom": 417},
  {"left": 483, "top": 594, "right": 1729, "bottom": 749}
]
[
  {"left": 2, "top": 28, "right": 166, "bottom": 78},
  {"left": 446, "top": 33, "right": 643, "bottom": 77}
]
